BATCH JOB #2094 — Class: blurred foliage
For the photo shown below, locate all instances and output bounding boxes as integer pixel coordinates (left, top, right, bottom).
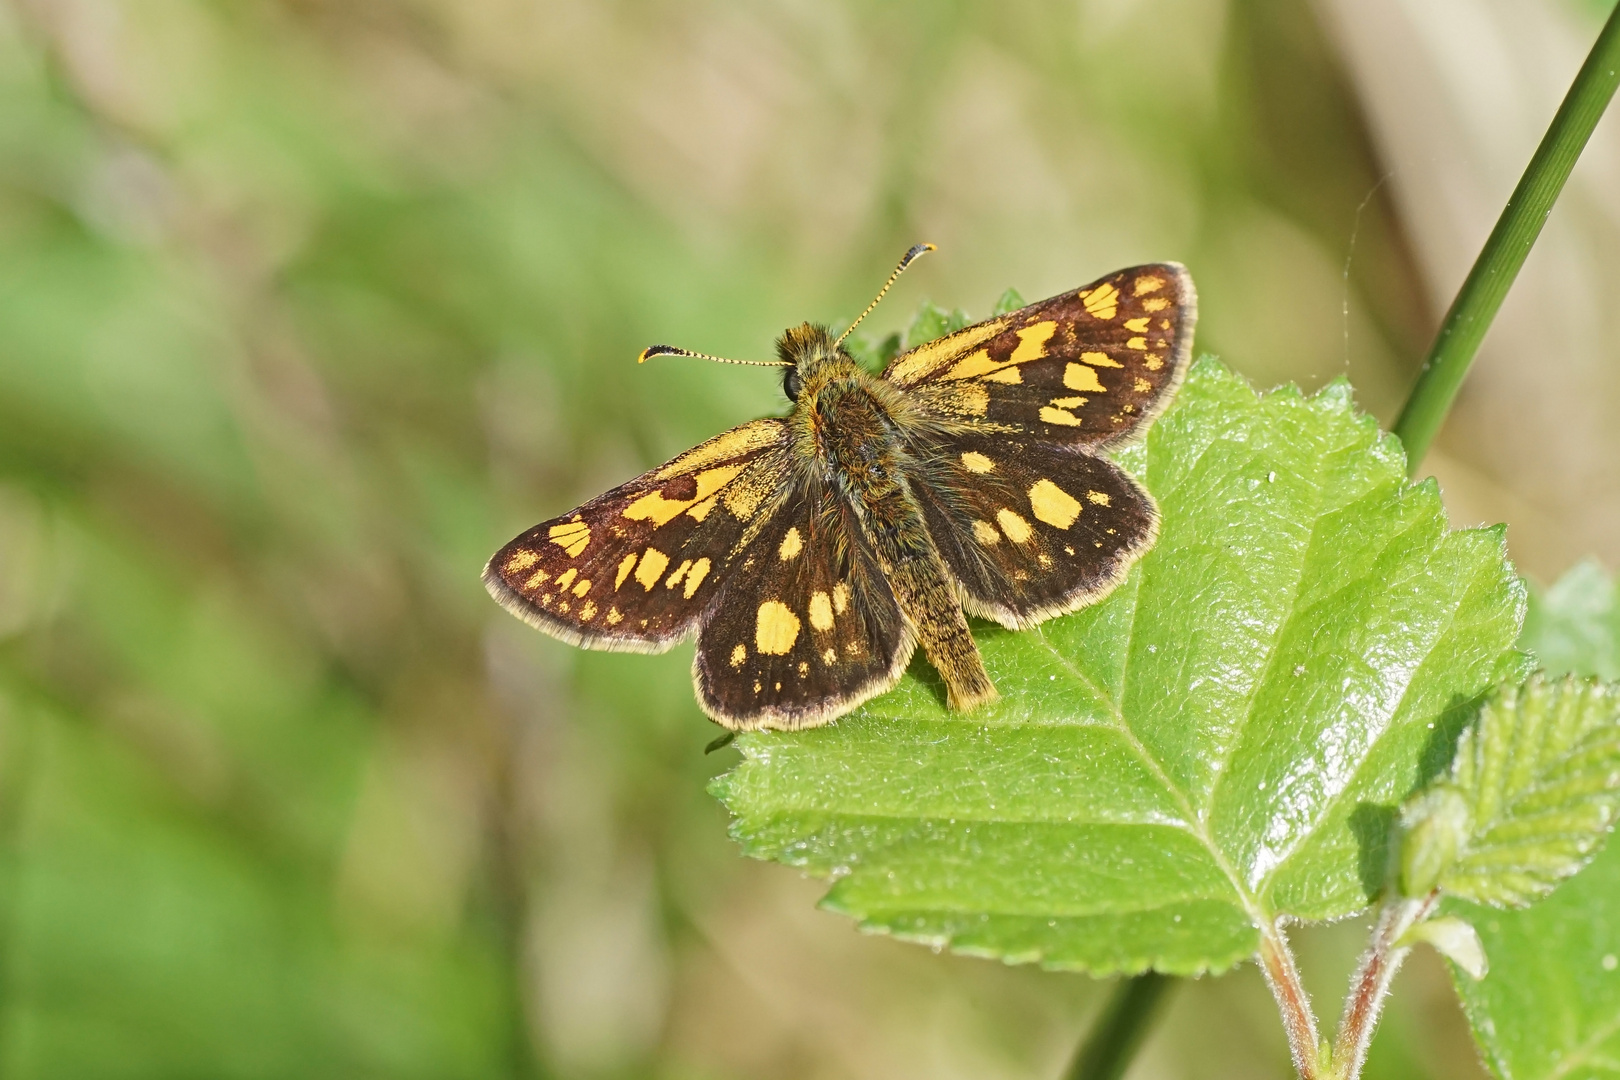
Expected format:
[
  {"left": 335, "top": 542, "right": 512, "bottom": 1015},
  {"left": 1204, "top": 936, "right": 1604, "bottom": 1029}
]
[{"left": 0, "top": 0, "right": 1598, "bottom": 1078}]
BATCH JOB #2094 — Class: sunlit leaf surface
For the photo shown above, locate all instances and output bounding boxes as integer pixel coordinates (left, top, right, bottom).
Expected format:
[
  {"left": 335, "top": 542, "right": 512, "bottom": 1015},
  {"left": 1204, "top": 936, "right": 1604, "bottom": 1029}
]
[
  {"left": 1453, "top": 564, "right": 1620, "bottom": 1080},
  {"left": 715, "top": 358, "right": 1527, "bottom": 975}
]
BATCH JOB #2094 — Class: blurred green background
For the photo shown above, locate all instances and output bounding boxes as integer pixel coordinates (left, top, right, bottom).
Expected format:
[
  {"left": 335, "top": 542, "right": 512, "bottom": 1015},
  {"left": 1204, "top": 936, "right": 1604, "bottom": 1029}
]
[{"left": 2, "top": 0, "right": 1617, "bottom": 1077}]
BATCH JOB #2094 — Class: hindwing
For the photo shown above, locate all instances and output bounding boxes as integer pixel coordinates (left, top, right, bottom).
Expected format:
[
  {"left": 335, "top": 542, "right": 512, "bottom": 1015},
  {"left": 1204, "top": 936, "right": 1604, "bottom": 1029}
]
[
  {"left": 693, "top": 485, "right": 914, "bottom": 731},
  {"left": 885, "top": 263, "right": 1195, "bottom": 447},
  {"left": 908, "top": 432, "right": 1158, "bottom": 629},
  {"left": 484, "top": 418, "right": 791, "bottom": 652}
]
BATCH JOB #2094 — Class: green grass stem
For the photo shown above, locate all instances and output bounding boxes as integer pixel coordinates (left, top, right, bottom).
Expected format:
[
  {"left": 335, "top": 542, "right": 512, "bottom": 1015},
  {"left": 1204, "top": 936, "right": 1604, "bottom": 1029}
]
[
  {"left": 1393, "top": 1, "right": 1620, "bottom": 472},
  {"left": 1065, "top": 974, "right": 1176, "bottom": 1080}
]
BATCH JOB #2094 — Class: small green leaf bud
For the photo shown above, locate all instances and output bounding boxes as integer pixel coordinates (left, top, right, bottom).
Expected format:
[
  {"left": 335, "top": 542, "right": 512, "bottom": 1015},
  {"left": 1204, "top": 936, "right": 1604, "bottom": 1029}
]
[{"left": 1397, "top": 784, "right": 1472, "bottom": 897}]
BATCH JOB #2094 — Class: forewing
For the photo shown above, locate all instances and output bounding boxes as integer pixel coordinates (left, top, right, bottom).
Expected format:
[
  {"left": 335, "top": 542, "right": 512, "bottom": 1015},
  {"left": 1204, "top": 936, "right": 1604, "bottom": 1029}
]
[
  {"left": 484, "top": 418, "right": 792, "bottom": 652},
  {"left": 694, "top": 487, "right": 914, "bottom": 731},
  {"left": 885, "top": 263, "right": 1195, "bottom": 448},
  {"left": 909, "top": 432, "right": 1158, "bottom": 629}
]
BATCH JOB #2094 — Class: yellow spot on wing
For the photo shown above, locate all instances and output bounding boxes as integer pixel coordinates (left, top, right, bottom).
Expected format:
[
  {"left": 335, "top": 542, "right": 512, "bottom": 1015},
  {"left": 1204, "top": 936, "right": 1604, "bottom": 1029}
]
[
  {"left": 686, "top": 496, "right": 717, "bottom": 522},
  {"left": 624, "top": 465, "right": 743, "bottom": 526},
  {"left": 822, "top": 647, "right": 837, "bottom": 664},
  {"left": 524, "top": 569, "right": 550, "bottom": 590},
  {"left": 997, "top": 508, "right": 1033, "bottom": 544},
  {"left": 1050, "top": 396, "right": 1087, "bottom": 407},
  {"left": 1126, "top": 336, "right": 1147, "bottom": 350},
  {"left": 505, "top": 550, "right": 538, "bottom": 574},
  {"left": 1134, "top": 378, "right": 1151, "bottom": 392},
  {"left": 1081, "top": 351, "right": 1122, "bottom": 368},
  {"left": 809, "top": 591, "right": 835, "bottom": 631},
  {"left": 1064, "top": 363, "right": 1106, "bottom": 393},
  {"left": 721, "top": 472, "right": 773, "bottom": 520},
  {"left": 1144, "top": 355, "right": 1164, "bottom": 371},
  {"left": 1029, "top": 479, "right": 1082, "bottom": 529},
  {"left": 832, "top": 583, "right": 850, "bottom": 614},
  {"left": 579, "top": 600, "right": 597, "bottom": 620},
  {"left": 1124, "top": 317, "right": 1151, "bottom": 333},
  {"left": 556, "top": 568, "right": 578, "bottom": 589},
  {"left": 960, "top": 451, "right": 994, "bottom": 474},
  {"left": 657, "top": 419, "right": 781, "bottom": 479},
  {"left": 983, "top": 366, "right": 1021, "bottom": 384},
  {"left": 572, "top": 577, "right": 591, "bottom": 597},
  {"left": 755, "top": 600, "right": 801, "bottom": 655},
  {"left": 943, "top": 349, "right": 995, "bottom": 379},
  {"left": 665, "top": 560, "right": 691, "bottom": 589},
  {"left": 548, "top": 520, "right": 590, "bottom": 558},
  {"left": 730, "top": 643, "right": 747, "bottom": 669},
  {"left": 1009, "top": 320, "right": 1057, "bottom": 362},
  {"left": 778, "top": 527, "right": 802, "bottom": 561},
  {"left": 943, "top": 321, "right": 1056, "bottom": 380},
  {"left": 945, "top": 383, "right": 989, "bottom": 416},
  {"left": 683, "top": 557, "right": 711, "bottom": 598},
  {"left": 1142, "top": 297, "right": 1168, "bottom": 312},
  {"left": 634, "top": 548, "right": 669, "bottom": 590},
  {"left": 1040, "top": 406, "right": 1082, "bottom": 427},
  {"left": 606, "top": 607, "right": 623, "bottom": 625},
  {"left": 972, "top": 520, "right": 1000, "bottom": 545},
  {"left": 1080, "top": 282, "right": 1119, "bottom": 320},
  {"left": 886, "top": 318, "right": 1007, "bottom": 385},
  {"left": 1087, "top": 491, "right": 1111, "bottom": 505},
  {"left": 1134, "top": 275, "right": 1165, "bottom": 295},
  {"left": 615, "top": 552, "right": 637, "bottom": 590}
]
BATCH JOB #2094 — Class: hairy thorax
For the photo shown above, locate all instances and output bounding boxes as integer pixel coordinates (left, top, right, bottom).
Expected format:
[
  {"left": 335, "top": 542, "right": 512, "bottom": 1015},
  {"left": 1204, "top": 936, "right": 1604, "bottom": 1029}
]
[{"left": 792, "top": 362, "right": 902, "bottom": 493}]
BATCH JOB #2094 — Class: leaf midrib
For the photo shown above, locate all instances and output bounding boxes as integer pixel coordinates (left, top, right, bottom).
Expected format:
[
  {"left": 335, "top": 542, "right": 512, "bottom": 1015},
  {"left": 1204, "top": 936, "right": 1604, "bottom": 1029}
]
[
  {"left": 1055, "top": 419, "right": 1335, "bottom": 925},
  {"left": 1253, "top": 535, "right": 1497, "bottom": 897},
  {"left": 1031, "top": 617, "right": 1267, "bottom": 925}
]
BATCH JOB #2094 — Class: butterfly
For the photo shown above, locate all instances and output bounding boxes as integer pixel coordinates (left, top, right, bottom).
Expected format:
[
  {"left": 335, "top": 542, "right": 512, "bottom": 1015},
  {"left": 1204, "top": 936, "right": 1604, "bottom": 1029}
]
[{"left": 484, "top": 246, "right": 1196, "bottom": 731}]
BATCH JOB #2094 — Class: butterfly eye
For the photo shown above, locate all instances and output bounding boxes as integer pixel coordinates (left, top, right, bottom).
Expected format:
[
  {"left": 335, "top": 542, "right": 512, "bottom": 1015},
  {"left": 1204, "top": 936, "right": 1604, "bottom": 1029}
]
[{"left": 783, "top": 366, "right": 804, "bottom": 401}]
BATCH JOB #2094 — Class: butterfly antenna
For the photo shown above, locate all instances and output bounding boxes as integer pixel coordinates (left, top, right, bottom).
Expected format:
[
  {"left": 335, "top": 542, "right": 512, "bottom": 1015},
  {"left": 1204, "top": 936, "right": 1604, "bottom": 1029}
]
[
  {"left": 833, "top": 242, "right": 936, "bottom": 347},
  {"left": 637, "top": 345, "right": 789, "bottom": 367}
]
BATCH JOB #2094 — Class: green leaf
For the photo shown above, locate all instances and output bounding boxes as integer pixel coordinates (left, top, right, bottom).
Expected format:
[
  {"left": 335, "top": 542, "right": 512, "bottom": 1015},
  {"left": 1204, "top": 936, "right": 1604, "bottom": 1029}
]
[
  {"left": 1452, "top": 563, "right": 1620, "bottom": 1080},
  {"left": 903, "top": 301, "right": 971, "bottom": 349},
  {"left": 991, "top": 287, "right": 1026, "bottom": 316},
  {"left": 1523, "top": 558, "right": 1620, "bottom": 681},
  {"left": 843, "top": 330, "right": 903, "bottom": 373},
  {"left": 1404, "top": 675, "right": 1620, "bottom": 907},
  {"left": 713, "top": 357, "right": 1526, "bottom": 975}
]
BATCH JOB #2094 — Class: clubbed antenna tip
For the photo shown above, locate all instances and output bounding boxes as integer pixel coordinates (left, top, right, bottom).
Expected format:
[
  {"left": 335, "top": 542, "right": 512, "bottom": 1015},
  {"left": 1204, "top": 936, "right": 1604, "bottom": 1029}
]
[
  {"left": 835, "top": 242, "right": 937, "bottom": 347},
  {"left": 637, "top": 344, "right": 788, "bottom": 367}
]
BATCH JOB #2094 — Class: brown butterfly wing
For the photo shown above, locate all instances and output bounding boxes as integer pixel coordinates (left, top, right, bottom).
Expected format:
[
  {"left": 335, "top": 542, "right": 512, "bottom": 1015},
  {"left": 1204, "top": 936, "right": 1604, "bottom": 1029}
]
[
  {"left": 906, "top": 432, "right": 1158, "bottom": 629},
  {"left": 885, "top": 263, "right": 1196, "bottom": 447},
  {"left": 483, "top": 418, "right": 792, "bottom": 653}
]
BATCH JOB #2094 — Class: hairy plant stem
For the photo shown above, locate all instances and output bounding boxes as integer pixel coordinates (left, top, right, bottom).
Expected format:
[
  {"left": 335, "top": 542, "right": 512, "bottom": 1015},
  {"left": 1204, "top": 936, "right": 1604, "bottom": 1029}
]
[
  {"left": 1392, "top": 0, "right": 1620, "bottom": 471},
  {"left": 1259, "top": 920, "right": 1326, "bottom": 1080},
  {"left": 1328, "top": 892, "right": 1440, "bottom": 1080},
  {"left": 1065, "top": 973, "right": 1176, "bottom": 1080}
]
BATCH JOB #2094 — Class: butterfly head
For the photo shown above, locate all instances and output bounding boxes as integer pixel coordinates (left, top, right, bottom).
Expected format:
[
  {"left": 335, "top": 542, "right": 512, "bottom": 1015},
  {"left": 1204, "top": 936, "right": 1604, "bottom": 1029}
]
[{"left": 775, "top": 322, "right": 848, "bottom": 402}]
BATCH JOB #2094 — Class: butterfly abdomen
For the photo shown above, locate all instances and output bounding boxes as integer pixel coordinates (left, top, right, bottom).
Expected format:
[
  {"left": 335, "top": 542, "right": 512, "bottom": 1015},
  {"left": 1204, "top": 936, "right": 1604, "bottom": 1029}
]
[{"left": 809, "top": 375, "right": 998, "bottom": 712}]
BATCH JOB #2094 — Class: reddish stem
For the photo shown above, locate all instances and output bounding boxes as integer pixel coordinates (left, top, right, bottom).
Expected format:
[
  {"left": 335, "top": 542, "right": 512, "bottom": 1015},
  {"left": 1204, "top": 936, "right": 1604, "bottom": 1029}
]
[
  {"left": 1330, "top": 892, "right": 1439, "bottom": 1080},
  {"left": 1259, "top": 920, "right": 1323, "bottom": 1080}
]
